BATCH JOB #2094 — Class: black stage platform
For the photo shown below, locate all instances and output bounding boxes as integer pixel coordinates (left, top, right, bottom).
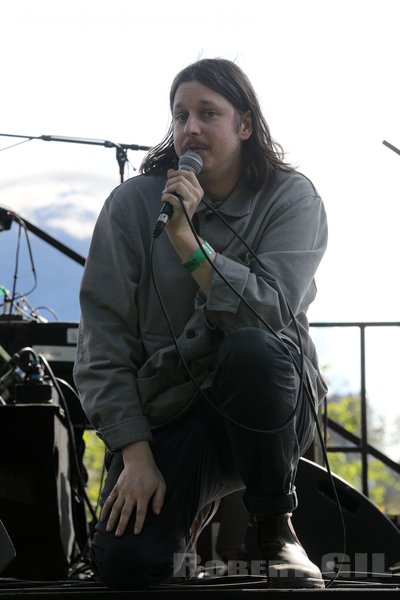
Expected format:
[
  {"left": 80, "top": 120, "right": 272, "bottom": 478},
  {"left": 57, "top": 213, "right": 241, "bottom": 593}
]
[
  {"left": 1, "top": 574, "right": 400, "bottom": 600},
  {"left": 1, "top": 323, "right": 400, "bottom": 599}
]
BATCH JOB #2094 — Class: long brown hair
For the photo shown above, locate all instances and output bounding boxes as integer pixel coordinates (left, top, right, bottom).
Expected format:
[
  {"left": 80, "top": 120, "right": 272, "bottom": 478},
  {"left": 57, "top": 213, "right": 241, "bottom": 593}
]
[{"left": 140, "top": 58, "right": 293, "bottom": 191}]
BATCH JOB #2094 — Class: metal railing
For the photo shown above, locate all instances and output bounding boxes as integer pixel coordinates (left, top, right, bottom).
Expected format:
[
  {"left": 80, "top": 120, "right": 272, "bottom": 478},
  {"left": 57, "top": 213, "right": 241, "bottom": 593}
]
[{"left": 310, "top": 321, "right": 400, "bottom": 497}]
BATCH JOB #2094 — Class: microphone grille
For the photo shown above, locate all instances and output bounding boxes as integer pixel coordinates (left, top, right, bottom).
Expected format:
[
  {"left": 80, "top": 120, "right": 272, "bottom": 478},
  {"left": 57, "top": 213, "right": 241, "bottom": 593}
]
[{"left": 178, "top": 151, "right": 203, "bottom": 175}]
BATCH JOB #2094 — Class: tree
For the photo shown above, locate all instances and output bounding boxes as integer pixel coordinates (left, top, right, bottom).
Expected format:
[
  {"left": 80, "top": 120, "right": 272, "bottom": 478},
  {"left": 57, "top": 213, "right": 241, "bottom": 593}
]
[
  {"left": 82, "top": 429, "right": 105, "bottom": 519},
  {"left": 323, "top": 393, "right": 400, "bottom": 515}
]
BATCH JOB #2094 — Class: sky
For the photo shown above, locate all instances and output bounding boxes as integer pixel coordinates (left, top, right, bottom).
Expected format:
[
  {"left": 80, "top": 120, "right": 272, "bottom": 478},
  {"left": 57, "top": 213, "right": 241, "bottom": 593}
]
[{"left": 1, "top": 0, "right": 400, "bottom": 457}]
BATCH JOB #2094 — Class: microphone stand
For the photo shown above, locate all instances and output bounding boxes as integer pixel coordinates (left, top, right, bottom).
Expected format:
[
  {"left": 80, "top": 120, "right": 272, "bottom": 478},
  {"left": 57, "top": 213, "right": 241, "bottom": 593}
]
[
  {"left": 382, "top": 140, "right": 400, "bottom": 158},
  {"left": 0, "top": 207, "right": 86, "bottom": 266},
  {"left": 0, "top": 133, "right": 151, "bottom": 183}
]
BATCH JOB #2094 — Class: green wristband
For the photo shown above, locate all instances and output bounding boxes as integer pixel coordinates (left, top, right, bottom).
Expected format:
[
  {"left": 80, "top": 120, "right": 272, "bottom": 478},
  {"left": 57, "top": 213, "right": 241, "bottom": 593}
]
[{"left": 182, "top": 241, "right": 214, "bottom": 273}]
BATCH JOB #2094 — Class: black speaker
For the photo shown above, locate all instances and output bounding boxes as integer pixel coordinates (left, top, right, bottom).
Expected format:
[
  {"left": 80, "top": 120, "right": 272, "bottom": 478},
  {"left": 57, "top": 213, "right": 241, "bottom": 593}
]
[
  {"left": 0, "top": 319, "right": 86, "bottom": 426},
  {"left": 200, "top": 458, "right": 400, "bottom": 576},
  {"left": 292, "top": 458, "right": 400, "bottom": 573},
  {"left": 0, "top": 519, "right": 16, "bottom": 574},
  {"left": 0, "top": 404, "right": 77, "bottom": 579}
]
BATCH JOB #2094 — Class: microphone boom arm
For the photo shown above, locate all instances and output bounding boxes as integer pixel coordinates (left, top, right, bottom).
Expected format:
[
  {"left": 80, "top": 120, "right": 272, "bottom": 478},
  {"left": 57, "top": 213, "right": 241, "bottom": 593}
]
[
  {"left": 0, "top": 132, "right": 151, "bottom": 183},
  {"left": 382, "top": 139, "right": 400, "bottom": 157},
  {"left": 0, "top": 207, "right": 85, "bottom": 266}
]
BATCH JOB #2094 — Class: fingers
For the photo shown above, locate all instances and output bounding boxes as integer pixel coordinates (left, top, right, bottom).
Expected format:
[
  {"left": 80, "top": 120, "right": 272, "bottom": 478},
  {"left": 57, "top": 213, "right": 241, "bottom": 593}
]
[
  {"left": 106, "top": 499, "right": 126, "bottom": 536},
  {"left": 99, "top": 459, "right": 166, "bottom": 538},
  {"left": 134, "top": 480, "right": 166, "bottom": 534},
  {"left": 162, "top": 180, "right": 190, "bottom": 206},
  {"left": 99, "top": 490, "right": 131, "bottom": 537},
  {"left": 152, "top": 480, "right": 166, "bottom": 516},
  {"left": 100, "top": 485, "right": 165, "bottom": 538},
  {"left": 163, "top": 169, "right": 203, "bottom": 206},
  {"left": 101, "top": 492, "right": 137, "bottom": 538},
  {"left": 99, "top": 490, "right": 117, "bottom": 522},
  {"left": 115, "top": 500, "right": 136, "bottom": 537},
  {"left": 133, "top": 494, "right": 147, "bottom": 535}
]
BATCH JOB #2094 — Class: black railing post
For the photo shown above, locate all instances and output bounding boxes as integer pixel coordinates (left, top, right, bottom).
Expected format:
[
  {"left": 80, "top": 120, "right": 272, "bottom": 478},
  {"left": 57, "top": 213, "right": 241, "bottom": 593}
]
[
  {"left": 359, "top": 325, "right": 369, "bottom": 497},
  {"left": 310, "top": 321, "right": 400, "bottom": 500}
]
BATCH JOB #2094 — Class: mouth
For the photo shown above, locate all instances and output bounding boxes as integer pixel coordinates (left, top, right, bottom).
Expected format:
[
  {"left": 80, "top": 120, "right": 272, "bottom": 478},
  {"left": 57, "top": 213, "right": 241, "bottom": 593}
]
[{"left": 183, "top": 145, "right": 207, "bottom": 155}]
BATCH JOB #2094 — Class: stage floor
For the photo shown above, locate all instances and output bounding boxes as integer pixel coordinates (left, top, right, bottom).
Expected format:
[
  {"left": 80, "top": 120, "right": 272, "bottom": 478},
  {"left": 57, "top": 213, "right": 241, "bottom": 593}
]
[{"left": 1, "top": 573, "right": 400, "bottom": 600}]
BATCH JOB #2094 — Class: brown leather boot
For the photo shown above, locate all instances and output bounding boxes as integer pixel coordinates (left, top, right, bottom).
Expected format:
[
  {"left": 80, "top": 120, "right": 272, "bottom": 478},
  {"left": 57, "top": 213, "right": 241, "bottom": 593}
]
[{"left": 256, "top": 513, "right": 325, "bottom": 589}]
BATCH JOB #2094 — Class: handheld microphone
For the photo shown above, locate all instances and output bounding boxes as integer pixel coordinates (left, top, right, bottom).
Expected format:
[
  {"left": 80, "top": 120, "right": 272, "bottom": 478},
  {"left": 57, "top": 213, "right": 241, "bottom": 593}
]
[{"left": 152, "top": 151, "right": 203, "bottom": 238}]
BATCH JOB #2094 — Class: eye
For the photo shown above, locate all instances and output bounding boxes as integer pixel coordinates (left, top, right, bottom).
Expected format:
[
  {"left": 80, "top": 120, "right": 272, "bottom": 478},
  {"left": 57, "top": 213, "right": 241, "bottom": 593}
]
[
  {"left": 173, "top": 113, "right": 187, "bottom": 123},
  {"left": 204, "top": 110, "right": 217, "bottom": 118}
]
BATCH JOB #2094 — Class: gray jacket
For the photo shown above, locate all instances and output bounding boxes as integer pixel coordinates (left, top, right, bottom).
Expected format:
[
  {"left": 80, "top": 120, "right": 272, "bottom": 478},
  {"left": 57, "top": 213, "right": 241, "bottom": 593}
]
[{"left": 73, "top": 170, "right": 328, "bottom": 451}]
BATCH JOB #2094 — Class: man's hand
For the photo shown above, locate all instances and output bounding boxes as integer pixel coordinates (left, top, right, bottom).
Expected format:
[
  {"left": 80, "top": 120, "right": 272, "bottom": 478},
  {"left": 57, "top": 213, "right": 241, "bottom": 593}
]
[
  {"left": 162, "top": 168, "right": 215, "bottom": 295},
  {"left": 162, "top": 168, "right": 204, "bottom": 236},
  {"left": 100, "top": 441, "right": 166, "bottom": 537}
]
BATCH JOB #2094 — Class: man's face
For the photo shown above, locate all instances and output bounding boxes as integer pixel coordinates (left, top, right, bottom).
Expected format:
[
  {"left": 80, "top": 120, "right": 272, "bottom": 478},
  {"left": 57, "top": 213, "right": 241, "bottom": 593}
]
[{"left": 172, "top": 81, "right": 252, "bottom": 185}]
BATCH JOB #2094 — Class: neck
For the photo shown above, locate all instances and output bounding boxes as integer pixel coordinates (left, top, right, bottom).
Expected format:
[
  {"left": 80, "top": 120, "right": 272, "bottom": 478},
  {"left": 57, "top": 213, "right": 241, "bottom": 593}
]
[{"left": 200, "top": 172, "right": 241, "bottom": 203}]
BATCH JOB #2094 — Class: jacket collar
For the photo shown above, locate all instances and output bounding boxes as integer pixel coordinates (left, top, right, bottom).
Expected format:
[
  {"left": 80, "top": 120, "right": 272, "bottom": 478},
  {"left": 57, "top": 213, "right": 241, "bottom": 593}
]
[{"left": 198, "top": 179, "right": 253, "bottom": 218}]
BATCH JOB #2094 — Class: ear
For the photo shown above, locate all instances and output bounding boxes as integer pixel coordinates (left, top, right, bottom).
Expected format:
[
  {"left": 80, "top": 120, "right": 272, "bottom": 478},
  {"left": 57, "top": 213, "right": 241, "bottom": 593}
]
[{"left": 239, "top": 111, "right": 253, "bottom": 141}]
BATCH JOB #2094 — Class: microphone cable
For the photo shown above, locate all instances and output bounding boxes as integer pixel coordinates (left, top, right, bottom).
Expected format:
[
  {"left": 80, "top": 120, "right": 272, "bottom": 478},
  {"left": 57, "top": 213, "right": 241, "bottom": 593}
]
[
  {"left": 38, "top": 354, "right": 100, "bottom": 577},
  {"left": 150, "top": 199, "right": 304, "bottom": 435},
  {"left": 150, "top": 188, "right": 347, "bottom": 586},
  {"left": 197, "top": 195, "right": 346, "bottom": 587},
  {"left": 39, "top": 353, "right": 98, "bottom": 524},
  {"left": 1, "top": 209, "right": 38, "bottom": 318}
]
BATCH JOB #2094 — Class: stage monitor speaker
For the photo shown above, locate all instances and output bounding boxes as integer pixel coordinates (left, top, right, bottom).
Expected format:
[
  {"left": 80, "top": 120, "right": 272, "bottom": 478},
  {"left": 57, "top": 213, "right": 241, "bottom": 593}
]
[
  {"left": 202, "top": 459, "right": 400, "bottom": 575},
  {"left": 292, "top": 458, "right": 400, "bottom": 573},
  {"left": 0, "top": 519, "right": 16, "bottom": 574},
  {"left": 0, "top": 404, "right": 77, "bottom": 580}
]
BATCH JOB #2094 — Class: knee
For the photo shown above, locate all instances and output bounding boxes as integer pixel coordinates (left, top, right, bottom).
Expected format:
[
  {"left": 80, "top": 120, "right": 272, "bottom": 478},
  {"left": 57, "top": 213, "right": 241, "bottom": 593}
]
[
  {"left": 91, "top": 535, "right": 173, "bottom": 589},
  {"left": 215, "top": 327, "right": 292, "bottom": 381},
  {"left": 211, "top": 328, "right": 299, "bottom": 424}
]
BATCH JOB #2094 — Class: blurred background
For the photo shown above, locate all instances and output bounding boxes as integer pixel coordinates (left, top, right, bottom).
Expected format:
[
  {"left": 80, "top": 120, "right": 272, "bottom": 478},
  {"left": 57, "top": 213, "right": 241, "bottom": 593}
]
[{"left": 1, "top": 0, "right": 399, "bottom": 517}]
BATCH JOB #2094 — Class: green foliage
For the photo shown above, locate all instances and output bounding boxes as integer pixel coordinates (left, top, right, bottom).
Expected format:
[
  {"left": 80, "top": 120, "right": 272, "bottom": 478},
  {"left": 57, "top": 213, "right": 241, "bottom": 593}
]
[
  {"left": 82, "top": 429, "right": 106, "bottom": 517},
  {"left": 368, "top": 459, "right": 400, "bottom": 514},
  {"left": 79, "top": 392, "right": 400, "bottom": 518},
  {"left": 325, "top": 394, "right": 400, "bottom": 515},
  {"left": 326, "top": 394, "right": 361, "bottom": 437}
]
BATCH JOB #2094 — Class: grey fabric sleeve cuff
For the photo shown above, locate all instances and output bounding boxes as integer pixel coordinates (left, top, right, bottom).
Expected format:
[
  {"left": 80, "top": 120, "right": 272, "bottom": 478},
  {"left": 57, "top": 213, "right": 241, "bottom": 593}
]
[
  {"left": 96, "top": 416, "right": 153, "bottom": 452},
  {"left": 206, "top": 253, "right": 249, "bottom": 313}
]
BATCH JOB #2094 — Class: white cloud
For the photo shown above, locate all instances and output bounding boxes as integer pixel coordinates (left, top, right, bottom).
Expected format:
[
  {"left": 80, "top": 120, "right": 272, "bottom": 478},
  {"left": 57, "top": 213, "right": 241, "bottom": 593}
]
[{"left": 0, "top": 172, "right": 114, "bottom": 240}]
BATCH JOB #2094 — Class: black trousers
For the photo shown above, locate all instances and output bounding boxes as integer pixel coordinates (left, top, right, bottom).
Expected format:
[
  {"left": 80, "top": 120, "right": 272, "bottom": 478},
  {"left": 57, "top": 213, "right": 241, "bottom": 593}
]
[{"left": 90, "top": 327, "right": 318, "bottom": 588}]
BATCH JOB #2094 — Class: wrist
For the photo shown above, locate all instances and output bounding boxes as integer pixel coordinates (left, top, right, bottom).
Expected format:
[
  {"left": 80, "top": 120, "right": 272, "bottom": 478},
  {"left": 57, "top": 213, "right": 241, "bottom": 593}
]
[
  {"left": 166, "top": 224, "right": 194, "bottom": 246},
  {"left": 167, "top": 229, "right": 204, "bottom": 260},
  {"left": 182, "top": 241, "right": 214, "bottom": 273},
  {"left": 121, "top": 440, "right": 153, "bottom": 463}
]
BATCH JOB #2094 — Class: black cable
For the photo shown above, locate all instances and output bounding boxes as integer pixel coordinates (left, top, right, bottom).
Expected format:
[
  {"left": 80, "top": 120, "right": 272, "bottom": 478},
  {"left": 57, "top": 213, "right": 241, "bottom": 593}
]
[
  {"left": 9, "top": 222, "right": 22, "bottom": 317},
  {"left": 55, "top": 376, "right": 105, "bottom": 576},
  {"left": 41, "top": 359, "right": 97, "bottom": 574},
  {"left": 150, "top": 204, "right": 303, "bottom": 435},
  {"left": 151, "top": 191, "right": 347, "bottom": 584},
  {"left": 0, "top": 138, "right": 33, "bottom": 152},
  {"left": 182, "top": 196, "right": 305, "bottom": 418},
  {"left": 196, "top": 198, "right": 347, "bottom": 585},
  {"left": 306, "top": 391, "right": 347, "bottom": 588},
  {"left": 323, "top": 395, "right": 328, "bottom": 447},
  {"left": 2, "top": 213, "right": 38, "bottom": 322},
  {"left": 150, "top": 241, "right": 298, "bottom": 435},
  {"left": 8, "top": 212, "right": 38, "bottom": 300},
  {"left": 55, "top": 375, "right": 106, "bottom": 516},
  {"left": 39, "top": 354, "right": 98, "bottom": 527},
  {"left": 8, "top": 347, "right": 95, "bottom": 527}
]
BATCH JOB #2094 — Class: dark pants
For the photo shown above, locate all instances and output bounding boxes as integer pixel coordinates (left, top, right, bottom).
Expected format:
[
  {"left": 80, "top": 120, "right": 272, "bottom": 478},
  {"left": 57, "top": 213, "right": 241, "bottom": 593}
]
[{"left": 90, "top": 327, "right": 317, "bottom": 588}]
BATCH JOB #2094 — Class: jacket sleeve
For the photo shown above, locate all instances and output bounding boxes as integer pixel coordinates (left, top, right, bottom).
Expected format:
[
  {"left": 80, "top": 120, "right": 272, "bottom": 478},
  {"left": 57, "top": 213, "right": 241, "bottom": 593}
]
[
  {"left": 199, "top": 193, "right": 328, "bottom": 333},
  {"left": 73, "top": 190, "right": 151, "bottom": 451}
]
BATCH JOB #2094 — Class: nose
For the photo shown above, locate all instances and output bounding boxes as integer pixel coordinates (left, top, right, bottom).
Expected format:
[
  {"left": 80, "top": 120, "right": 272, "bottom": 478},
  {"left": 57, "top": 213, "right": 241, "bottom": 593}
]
[{"left": 184, "top": 113, "right": 201, "bottom": 135}]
